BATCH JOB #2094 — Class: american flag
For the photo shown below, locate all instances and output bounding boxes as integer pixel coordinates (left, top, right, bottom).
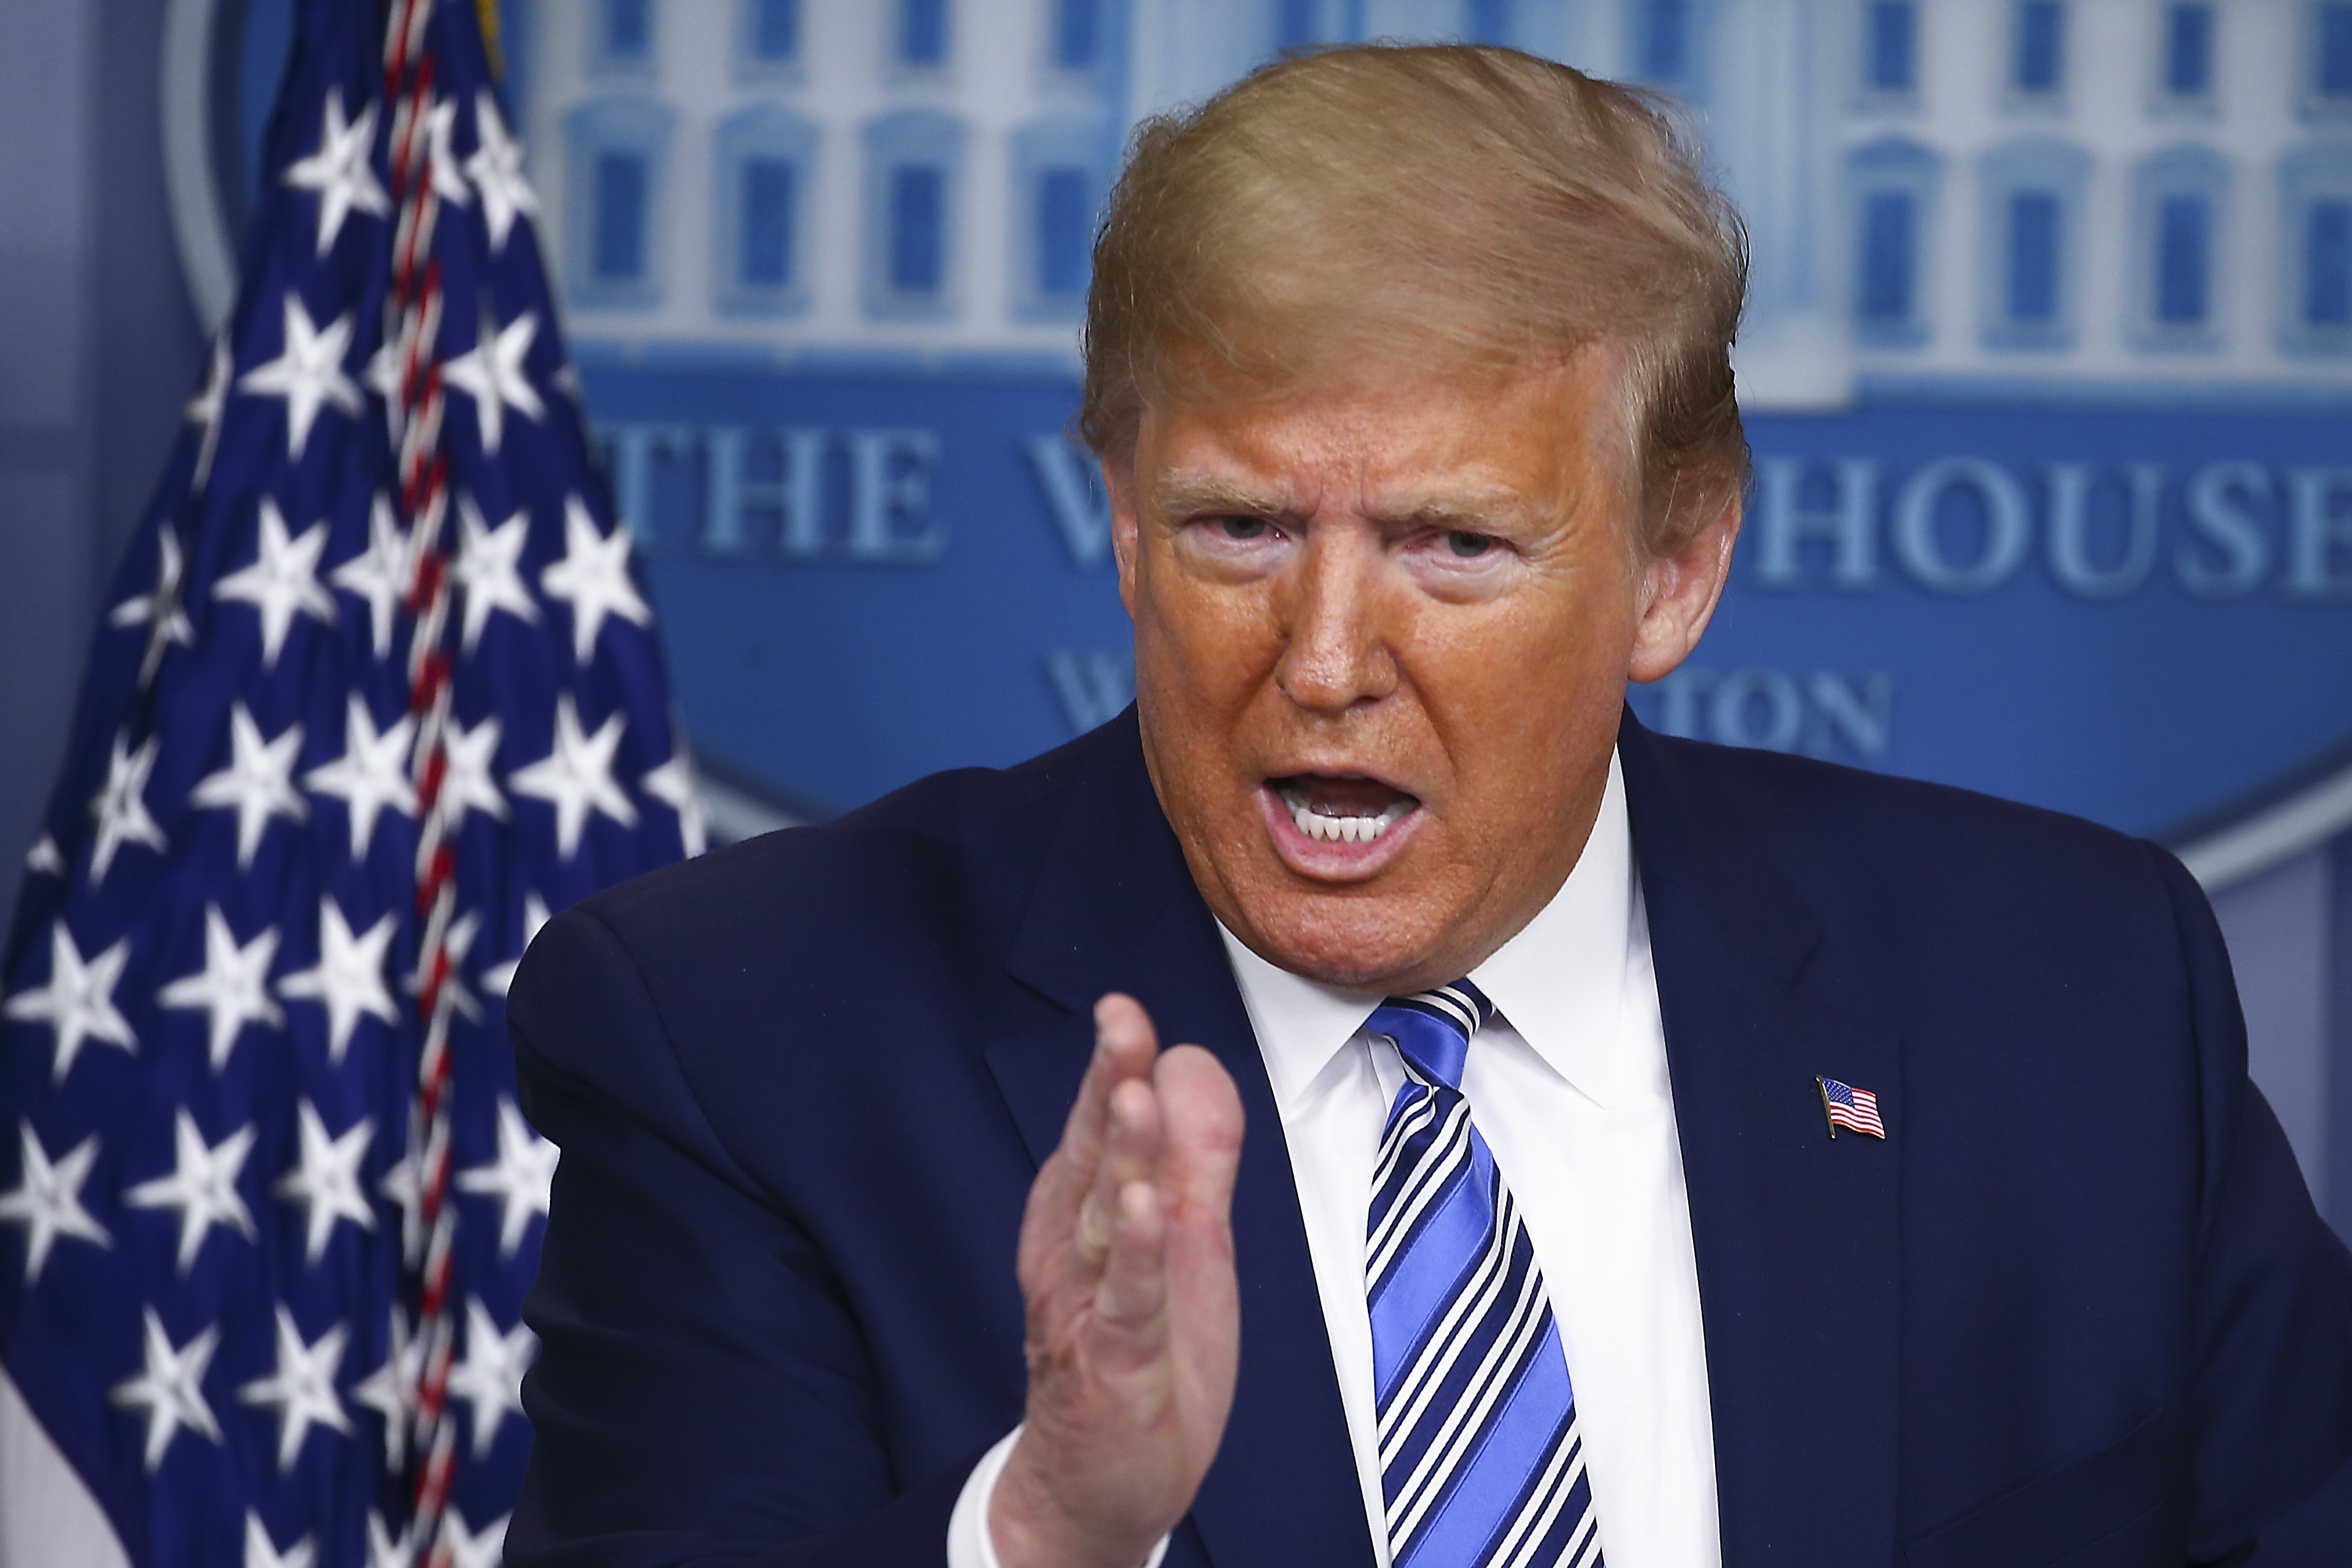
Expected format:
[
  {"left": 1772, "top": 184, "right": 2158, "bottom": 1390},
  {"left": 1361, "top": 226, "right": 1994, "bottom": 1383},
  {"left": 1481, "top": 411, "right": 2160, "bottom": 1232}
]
[
  {"left": 1818, "top": 1077, "right": 1888, "bottom": 1140},
  {"left": 0, "top": 3, "right": 696, "bottom": 1565}
]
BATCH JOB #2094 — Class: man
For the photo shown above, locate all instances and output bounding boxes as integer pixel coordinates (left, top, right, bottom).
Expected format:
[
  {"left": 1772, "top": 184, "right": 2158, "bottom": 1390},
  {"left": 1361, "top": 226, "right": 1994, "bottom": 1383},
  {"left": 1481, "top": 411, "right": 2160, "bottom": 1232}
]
[{"left": 506, "top": 46, "right": 2352, "bottom": 1568}]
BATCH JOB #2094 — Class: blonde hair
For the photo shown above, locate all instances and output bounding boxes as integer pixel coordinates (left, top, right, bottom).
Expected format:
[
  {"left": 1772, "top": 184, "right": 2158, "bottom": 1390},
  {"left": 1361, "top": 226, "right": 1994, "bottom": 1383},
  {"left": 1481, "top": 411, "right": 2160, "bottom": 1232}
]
[{"left": 1078, "top": 43, "right": 1749, "bottom": 555}]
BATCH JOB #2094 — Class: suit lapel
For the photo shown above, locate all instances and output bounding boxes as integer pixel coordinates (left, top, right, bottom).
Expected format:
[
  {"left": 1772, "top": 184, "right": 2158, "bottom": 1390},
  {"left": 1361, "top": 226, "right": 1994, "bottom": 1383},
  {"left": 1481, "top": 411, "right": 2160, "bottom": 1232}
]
[
  {"left": 987, "top": 714, "right": 1375, "bottom": 1568},
  {"left": 1620, "top": 716, "right": 1904, "bottom": 1568}
]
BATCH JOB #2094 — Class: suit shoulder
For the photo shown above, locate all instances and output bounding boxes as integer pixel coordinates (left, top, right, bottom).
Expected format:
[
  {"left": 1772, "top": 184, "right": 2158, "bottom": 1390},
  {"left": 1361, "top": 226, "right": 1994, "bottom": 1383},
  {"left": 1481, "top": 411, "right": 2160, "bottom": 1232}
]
[
  {"left": 1629, "top": 733, "right": 2217, "bottom": 1080},
  {"left": 1641, "top": 731, "right": 2173, "bottom": 903},
  {"left": 561, "top": 720, "right": 1116, "bottom": 974}
]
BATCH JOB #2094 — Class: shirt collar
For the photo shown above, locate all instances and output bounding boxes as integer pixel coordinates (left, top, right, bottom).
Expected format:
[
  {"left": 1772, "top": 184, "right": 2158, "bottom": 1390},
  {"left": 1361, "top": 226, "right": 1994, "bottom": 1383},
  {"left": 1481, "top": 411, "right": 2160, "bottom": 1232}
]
[{"left": 1219, "top": 750, "right": 1637, "bottom": 1114}]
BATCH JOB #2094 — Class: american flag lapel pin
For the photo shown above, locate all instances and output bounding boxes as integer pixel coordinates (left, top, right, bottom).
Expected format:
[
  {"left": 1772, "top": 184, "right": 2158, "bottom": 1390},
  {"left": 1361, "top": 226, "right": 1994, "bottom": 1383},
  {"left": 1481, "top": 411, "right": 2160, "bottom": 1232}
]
[{"left": 1816, "top": 1076, "right": 1888, "bottom": 1139}]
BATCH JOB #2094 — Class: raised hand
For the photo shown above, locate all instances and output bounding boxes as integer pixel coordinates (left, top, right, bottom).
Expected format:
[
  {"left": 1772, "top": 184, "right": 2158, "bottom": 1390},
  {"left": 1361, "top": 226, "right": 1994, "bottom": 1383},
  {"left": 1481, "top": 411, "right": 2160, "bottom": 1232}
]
[{"left": 989, "top": 994, "right": 1246, "bottom": 1568}]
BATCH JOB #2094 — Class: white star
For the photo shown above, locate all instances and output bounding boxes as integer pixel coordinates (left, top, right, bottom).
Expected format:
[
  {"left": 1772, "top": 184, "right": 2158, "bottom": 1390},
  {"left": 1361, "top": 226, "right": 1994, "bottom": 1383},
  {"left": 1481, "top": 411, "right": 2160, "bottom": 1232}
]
[
  {"left": 441, "top": 308, "right": 543, "bottom": 456},
  {"left": 541, "top": 496, "right": 650, "bottom": 664},
  {"left": 380, "top": 1140, "right": 426, "bottom": 1265},
  {"left": 304, "top": 696, "right": 417, "bottom": 860},
  {"left": 481, "top": 891, "right": 551, "bottom": 999},
  {"left": 278, "top": 897, "right": 399, "bottom": 1066},
  {"left": 438, "top": 713, "right": 507, "bottom": 830},
  {"left": 238, "top": 293, "right": 360, "bottom": 459},
  {"left": 109, "top": 1308, "right": 222, "bottom": 1471},
  {"left": 214, "top": 499, "right": 336, "bottom": 669},
  {"left": 109, "top": 527, "right": 195, "bottom": 685},
  {"left": 243, "top": 1514, "right": 317, "bottom": 1568},
  {"left": 0, "top": 1124, "right": 109, "bottom": 1283},
  {"left": 511, "top": 695, "right": 636, "bottom": 860},
  {"left": 158, "top": 905, "right": 283, "bottom": 1071},
  {"left": 447, "top": 1296, "right": 535, "bottom": 1457},
  {"left": 464, "top": 91, "right": 536, "bottom": 253},
  {"left": 365, "top": 1512, "right": 413, "bottom": 1568},
  {"left": 191, "top": 706, "right": 307, "bottom": 868},
  {"left": 282, "top": 88, "right": 388, "bottom": 255},
  {"left": 88, "top": 730, "right": 168, "bottom": 881},
  {"left": 273, "top": 1100, "right": 374, "bottom": 1264},
  {"left": 439, "top": 1509, "right": 510, "bottom": 1568},
  {"left": 186, "top": 335, "right": 232, "bottom": 487},
  {"left": 451, "top": 495, "right": 539, "bottom": 653},
  {"left": 426, "top": 96, "right": 471, "bottom": 206},
  {"left": 640, "top": 748, "right": 706, "bottom": 858},
  {"left": 237, "top": 1306, "right": 353, "bottom": 1471},
  {"left": 332, "top": 494, "right": 412, "bottom": 660},
  {"left": 126, "top": 1109, "right": 256, "bottom": 1273},
  {"left": 456, "top": 1097, "right": 557, "bottom": 1259},
  {"left": 25, "top": 835, "right": 64, "bottom": 877},
  {"left": 4, "top": 923, "right": 136, "bottom": 1082},
  {"left": 354, "top": 1306, "right": 420, "bottom": 1471}
]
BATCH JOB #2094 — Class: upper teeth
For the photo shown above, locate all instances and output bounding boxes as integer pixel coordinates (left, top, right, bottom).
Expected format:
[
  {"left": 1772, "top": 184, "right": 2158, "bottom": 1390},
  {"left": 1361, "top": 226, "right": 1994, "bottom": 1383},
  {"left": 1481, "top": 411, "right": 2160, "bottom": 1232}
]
[{"left": 1285, "top": 793, "right": 1412, "bottom": 845}]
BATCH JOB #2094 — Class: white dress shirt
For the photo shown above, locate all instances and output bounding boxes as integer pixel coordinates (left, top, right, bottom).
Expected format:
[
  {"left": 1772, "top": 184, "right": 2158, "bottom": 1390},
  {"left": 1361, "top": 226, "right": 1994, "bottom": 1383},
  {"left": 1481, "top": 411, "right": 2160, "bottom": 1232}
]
[{"left": 951, "top": 753, "right": 1719, "bottom": 1568}]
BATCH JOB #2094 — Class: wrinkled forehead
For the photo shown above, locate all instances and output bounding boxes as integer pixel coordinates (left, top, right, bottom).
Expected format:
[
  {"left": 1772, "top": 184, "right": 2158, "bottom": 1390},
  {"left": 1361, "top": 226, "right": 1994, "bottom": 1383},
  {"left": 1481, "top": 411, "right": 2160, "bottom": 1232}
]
[{"left": 1127, "top": 338, "right": 1647, "bottom": 497}]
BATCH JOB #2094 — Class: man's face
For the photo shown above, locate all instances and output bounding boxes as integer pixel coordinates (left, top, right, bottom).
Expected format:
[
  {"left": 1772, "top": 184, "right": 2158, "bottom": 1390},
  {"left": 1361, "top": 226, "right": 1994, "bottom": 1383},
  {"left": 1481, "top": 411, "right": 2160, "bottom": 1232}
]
[{"left": 1109, "top": 349, "right": 1734, "bottom": 994}]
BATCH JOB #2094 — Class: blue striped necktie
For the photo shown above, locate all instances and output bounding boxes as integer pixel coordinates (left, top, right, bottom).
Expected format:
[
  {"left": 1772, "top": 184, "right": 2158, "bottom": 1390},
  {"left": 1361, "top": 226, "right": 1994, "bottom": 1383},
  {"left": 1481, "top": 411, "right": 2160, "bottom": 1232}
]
[{"left": 1365, "top": 982, "right": 1604, "bottom": 1568}]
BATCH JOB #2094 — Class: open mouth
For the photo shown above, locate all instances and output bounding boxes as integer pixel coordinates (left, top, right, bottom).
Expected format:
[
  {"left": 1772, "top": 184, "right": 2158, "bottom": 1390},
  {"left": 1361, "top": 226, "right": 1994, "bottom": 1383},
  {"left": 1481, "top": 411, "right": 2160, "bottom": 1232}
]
[{"left": 1270, "top": 775, "right": 1422, "bottom": 846}]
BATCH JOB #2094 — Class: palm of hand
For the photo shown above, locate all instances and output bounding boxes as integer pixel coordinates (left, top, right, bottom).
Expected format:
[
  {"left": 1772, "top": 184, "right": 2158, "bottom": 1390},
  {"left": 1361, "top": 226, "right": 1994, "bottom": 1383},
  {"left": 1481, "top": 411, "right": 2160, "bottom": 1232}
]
[{"left": 994, "top": 996, "right": 1246, "bottom": 1568}]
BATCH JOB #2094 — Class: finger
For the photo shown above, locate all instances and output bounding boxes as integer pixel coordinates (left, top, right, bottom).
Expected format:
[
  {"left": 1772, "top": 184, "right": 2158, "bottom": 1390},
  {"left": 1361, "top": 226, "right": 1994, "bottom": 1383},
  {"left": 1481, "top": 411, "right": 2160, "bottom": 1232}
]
[
  {"left": 1154, "top": 1047, "right": 1245, "bottom": 1442},
  {"left": 1028, "top": 995, "right": 1163, "bottom": 1245},
  {"left": 1092, "top": 1179, "right": 1171, "bottom": 1341},
  {"left": 1075, "top": 1077, "right": 1163, "bottom": 1272},
  {"left": 1155, "top": 1045, "right": 1245, "bottom": 1225},
  {"left": 1092, "top": 994, "right": 1161, "bottom": 1088},
  {"left": 1085, "top": 994, "right": 1161, "bottom": 1099},
  {"left": 1049, "top": 996, "right": 1162, "bottom": 1188}
]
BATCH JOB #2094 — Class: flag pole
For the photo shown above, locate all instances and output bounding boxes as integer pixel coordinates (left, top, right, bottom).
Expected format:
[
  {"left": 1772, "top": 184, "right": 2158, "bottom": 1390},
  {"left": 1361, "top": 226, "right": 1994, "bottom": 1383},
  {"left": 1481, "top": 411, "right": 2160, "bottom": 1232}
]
[{"left": 383, "top": 1, "right": 464, "bottom": 1561}]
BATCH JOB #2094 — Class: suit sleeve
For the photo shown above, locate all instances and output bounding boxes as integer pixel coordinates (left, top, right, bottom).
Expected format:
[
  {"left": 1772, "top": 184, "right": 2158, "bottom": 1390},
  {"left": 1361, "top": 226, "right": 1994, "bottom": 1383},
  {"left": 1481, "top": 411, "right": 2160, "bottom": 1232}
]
[
  {"left": 2146, "top": 848, "right": 2352, "bottom": 1564},
  {"left": 502, "top": 906, "right": 977, "bottom": 1568}
]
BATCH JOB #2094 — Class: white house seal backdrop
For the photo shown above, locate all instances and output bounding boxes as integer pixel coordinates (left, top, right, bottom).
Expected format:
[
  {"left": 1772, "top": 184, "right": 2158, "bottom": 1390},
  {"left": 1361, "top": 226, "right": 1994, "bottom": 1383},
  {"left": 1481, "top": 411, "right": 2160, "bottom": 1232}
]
[{"left": 145, "top": 0, "right": 2352, "bottom": 1231}]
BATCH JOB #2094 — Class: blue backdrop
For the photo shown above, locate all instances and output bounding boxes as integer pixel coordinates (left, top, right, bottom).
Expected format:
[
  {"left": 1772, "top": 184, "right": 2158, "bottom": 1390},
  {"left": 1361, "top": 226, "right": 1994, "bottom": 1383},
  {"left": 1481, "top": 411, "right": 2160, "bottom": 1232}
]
[
  {"left": 4, "top": 0, "right": 2343, "bottom": 1228},
  {"left": 176, "top": 0, "right": 2352, "bottom": 841}
]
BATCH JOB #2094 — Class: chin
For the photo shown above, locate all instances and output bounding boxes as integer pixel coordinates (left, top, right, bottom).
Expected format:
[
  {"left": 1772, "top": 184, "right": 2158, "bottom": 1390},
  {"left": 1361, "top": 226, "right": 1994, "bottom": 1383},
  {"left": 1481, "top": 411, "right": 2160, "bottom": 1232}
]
[{"left": 1237, "top": 890, "right": 1449, "bottom": 992}]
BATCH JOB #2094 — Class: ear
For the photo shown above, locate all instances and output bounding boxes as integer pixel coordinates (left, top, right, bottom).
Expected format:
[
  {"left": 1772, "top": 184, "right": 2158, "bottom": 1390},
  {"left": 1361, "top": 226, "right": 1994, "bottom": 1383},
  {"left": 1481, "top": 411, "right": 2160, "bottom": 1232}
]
[
  {"left": 1627, "top": 476, "right": 1741, "bottom": 685},
  {"left": 1104, "top": 447, "right": 1143, "bottom": 618}
]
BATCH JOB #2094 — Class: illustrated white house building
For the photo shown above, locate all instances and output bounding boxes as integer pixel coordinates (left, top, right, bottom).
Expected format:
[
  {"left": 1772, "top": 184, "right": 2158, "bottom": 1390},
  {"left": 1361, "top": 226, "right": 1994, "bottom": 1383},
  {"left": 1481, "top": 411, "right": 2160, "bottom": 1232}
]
[{"left": 516, "top": 0, "right": 2352, "bottom": 406}]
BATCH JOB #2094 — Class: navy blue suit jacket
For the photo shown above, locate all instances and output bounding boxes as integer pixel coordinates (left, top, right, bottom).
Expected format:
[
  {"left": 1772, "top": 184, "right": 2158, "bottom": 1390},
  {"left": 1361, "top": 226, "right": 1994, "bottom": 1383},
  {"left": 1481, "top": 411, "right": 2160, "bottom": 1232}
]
[{"left": 505, "top": 710, "right": 2352, "bottom": 1567}]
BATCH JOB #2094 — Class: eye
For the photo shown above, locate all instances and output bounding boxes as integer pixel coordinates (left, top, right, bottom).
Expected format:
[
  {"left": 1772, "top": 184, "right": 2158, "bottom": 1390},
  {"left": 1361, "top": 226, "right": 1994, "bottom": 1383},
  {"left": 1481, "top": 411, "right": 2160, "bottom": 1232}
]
[
  {"left": 1445, "top": 530, "right": 1496, "bottom": 557},
  {"left": 1216, "top": 516, "right": 1271, "bottom": 541}
]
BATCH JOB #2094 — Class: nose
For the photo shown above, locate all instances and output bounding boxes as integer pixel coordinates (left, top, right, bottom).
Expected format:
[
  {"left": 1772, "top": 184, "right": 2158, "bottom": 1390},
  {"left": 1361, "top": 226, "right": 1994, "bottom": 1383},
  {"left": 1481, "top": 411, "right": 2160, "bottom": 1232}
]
[{"left": 1273, "top": 524, "right": 1397, "bottom": 715}]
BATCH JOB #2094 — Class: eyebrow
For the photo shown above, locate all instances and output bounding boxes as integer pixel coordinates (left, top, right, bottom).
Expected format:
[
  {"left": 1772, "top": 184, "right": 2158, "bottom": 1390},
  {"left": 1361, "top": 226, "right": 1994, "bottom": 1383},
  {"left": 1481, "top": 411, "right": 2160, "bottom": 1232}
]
[
  {"left": 1152, "top": 471, "right": 1290, "bottom": 519},
  {"left": 1378, "top": 486, "right": 1536, "bottom": 532},
  {"left": 1151, "top": 470, "right": 1538, "bottom": 532}
]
